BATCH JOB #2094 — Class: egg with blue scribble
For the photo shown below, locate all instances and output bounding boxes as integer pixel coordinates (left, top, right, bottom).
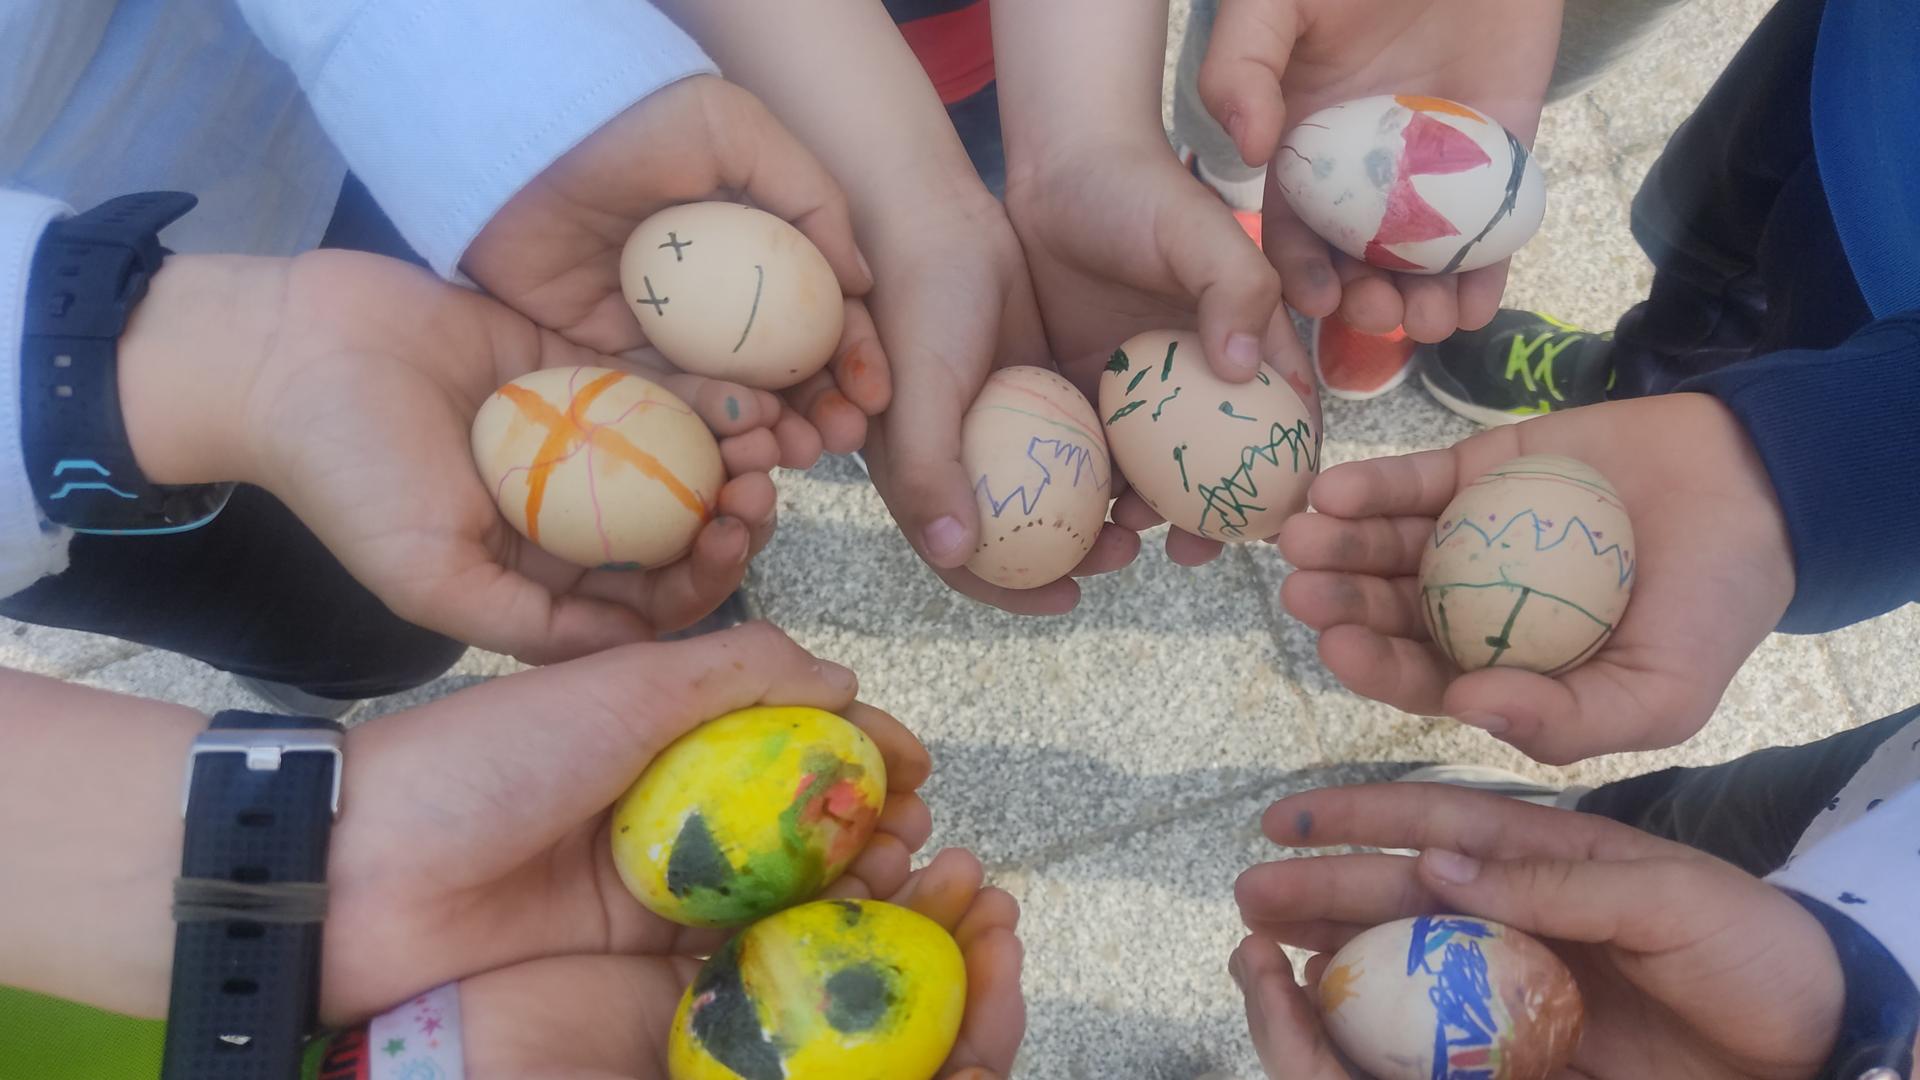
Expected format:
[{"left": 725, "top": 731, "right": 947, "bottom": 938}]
[
  {"left": 1420, "top": 455, "right": 1635, "bottom": 675},
  {"left": 962, "top": 366, "right": 1111, "bottom": 589},
  {"left": 1099, "top": 329, "right": 1318, "bottom": 543},
  {"left": 668, "top": 899, "right": 966, "bottom": 1080},
  {"left": 1318, "top": 915, "right": 1583, "bottom": 1080},
  {"left": 1276, "top": 95, "right": 1546, "bottom": 274},
  {"left": 611, "top": 707, "right": 886, "bottom": 929}
]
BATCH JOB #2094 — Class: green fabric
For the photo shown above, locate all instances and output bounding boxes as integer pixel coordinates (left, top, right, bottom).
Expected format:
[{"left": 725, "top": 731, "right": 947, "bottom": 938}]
[
  {"left": 0, "top": 985, "right": 334, "bottom": 1079},
  {"left": 0, "top": 984, "right": 165, "bottom": 1079}
]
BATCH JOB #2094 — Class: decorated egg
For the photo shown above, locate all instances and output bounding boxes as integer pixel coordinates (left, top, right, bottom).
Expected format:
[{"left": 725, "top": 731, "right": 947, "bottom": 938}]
[
  {"left": 962, "top": 366, "right": 1111, "bottom": 589},
  {"left": 669, "top": 899, "right": 965, "bottom": 1080},
  {"left": 1420, "top": 455, "right": 1635, "bottom": 675},
  {"left": 1275, "top": 95, "right": 1546, "bottom": 274},
  {"left": 621, "top": 202, "right": 843, "bottom": 390},
  {"left": 1099, "top": 329, "right": 1318, "bottom": 542},
  {"left": 610, "top": 706, "right": 886, "bottom": 929},
  {"left": 470, "top": 366, "right": 722, "bottom": 570},
  {"left": 1318, "top": 915, "right": 1584, "bottom": 1080}
]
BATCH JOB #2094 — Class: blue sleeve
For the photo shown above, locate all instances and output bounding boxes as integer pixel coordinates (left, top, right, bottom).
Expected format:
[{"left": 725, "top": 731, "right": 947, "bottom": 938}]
[{"left": 1679, "top": 312, "right": 1920, "bottom": 633}]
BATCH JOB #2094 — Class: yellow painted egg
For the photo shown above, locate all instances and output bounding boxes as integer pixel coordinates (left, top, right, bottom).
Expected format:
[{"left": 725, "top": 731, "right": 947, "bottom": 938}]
[
  {"left": 470, "top": 366, "right": 723, "bottom": 570},
  {"left": 1098, "top": 329, "right": 1319, "bottom": 542},
  {"left": 1317, "top": 915, "right": 1584, "bottom": 1080},
  {"left": 668, "top": 899, "right": 966, "bottom": 1080},
  {"left": 611, "top": 707, "right": 886, "bottom": 929},
  {"left": 1420, "top": 455, "right": 1636, "bottom": 675},
  {"left": 621, "top": 202, "right": 844, "bottom": 390},
  {"left": 962, "top": 366, "right": 1111, "bottom": 589}
]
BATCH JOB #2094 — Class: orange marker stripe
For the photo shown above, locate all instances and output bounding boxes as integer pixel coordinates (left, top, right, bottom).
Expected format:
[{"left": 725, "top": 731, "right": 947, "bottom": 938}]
[
  {"left": 1395, "top": 94, "right": 1485, "bottom": 123},
  {"left": 496, "top": 375, "right": 711, "bottom": 537},
  {"left": 499, "top": 371, "right": 626, "bottom": 543}
]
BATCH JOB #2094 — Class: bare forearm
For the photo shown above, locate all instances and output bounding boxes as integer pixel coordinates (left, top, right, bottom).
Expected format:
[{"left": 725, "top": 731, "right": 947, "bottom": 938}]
[
  {"left": 653, "top": 0, "right": 985, "bottom": 243},
  {"left": 0, "top": 670, "right": 201, "bottom": 1017},
  {"left": 993, "top": 0, "right": 1171, "bottom": 165}
]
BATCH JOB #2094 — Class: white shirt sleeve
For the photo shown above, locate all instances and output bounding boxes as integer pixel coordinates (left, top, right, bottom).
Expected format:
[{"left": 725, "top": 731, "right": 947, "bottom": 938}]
[
  {"left": 1769, "top": 780, "right": 1920, "bottom": 985},
  {"left": 0, "top": 189, "right": 72, "bottom": 598},
  {"left": 231, "top": 0, "right": 718, "bottom": 278}
]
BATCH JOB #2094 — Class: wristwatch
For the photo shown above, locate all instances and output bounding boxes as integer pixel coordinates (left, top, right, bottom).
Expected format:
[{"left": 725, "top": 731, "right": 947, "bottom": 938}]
[
  {"left": 20, "top": 191, "right": 235, "bottom": 534},
  {"left": 1790, "top": 892, "right": 1919, "bottom": 1080},
  {"left": 161, "top": 711, "right": 344, "bottom": 1080}
]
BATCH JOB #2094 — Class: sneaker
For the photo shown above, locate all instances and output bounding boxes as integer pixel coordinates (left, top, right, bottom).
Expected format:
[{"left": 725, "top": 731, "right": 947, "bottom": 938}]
[
  {"left": 1311, "top": 315, "right": 1418, "bottom": 401},
  {"left": 233, "top": 675, "right": 359, "bottom": 720},
  {"left": 1419, "top": 309, "right": 1614, "bottom": 427},
  {"left": 1396, "top": 763, "right": 1590, "bottom": 810}
]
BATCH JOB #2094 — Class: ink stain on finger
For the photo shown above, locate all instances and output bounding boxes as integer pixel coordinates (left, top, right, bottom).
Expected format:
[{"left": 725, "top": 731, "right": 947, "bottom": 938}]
[
  {"left": 1294, "top": 810, "right": 1314, "bottom": 839},
  {"left": 726, "top": 396, "right": 741, "bottom": 422}
]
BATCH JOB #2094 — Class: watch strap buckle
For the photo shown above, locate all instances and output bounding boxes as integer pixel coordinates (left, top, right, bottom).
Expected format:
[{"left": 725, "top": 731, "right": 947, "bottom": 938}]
[{"left": 182, "top": 727, "right": 344, "bottom": 818}]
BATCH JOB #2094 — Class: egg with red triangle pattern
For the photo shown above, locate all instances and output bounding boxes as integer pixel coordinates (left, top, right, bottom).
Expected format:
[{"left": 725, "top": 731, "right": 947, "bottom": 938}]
[{"left": 1275, "top": 95, "right": 1547, "bottom": 275}]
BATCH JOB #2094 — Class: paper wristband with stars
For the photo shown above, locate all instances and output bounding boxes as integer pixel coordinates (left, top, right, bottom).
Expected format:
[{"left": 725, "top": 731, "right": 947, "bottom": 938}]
[{"left": 301, "top": 984, "right": 465, "bottom": 1080}]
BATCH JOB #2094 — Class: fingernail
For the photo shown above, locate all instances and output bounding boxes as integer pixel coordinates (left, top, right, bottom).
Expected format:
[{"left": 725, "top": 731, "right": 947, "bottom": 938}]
[
  {"left": 815, "top": 660, "right": 857, "bottom": 693},
  {"left": 923, "top": 516, "right": 967, "bottom": 561},
  {"left": 1455, "top": 711, "right": 1510, "bottom": 735},
  {"left": 1424, "top": 848, "right": 1482, "bottom": 885},
  {"left": 1224, "top": 332, "right": 1262, "bottom": 376},
  {"left": 855, "top": 249, "right": 874, "bottom": 284}
]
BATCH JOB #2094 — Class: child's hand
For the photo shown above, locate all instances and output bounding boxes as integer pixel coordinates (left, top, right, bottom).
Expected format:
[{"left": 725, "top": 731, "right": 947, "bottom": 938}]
[
  {"left": 457, "top": 848, "right": 1024, "bottom": 1078},
  {"left": 1277, "top": 395, "right": 1793, "bottom": 764},
  {"left": 121, "top": 250, "right": 781, "bottom": 663},
  {"left": 462, "top": 73, "right": 890, "bottom": 462},
  {"left": 1005, "top": 136, "right": 1299, "bottom": 396},
  {"left": 1233, "top": 782, "right": 1844, "bottom": 1079},
  {"left": 857, "top": 195, "right": 1142, "bottom": 616},
  {"left": 1198, "top": 0, "right": 1561, "bottom": 341}
]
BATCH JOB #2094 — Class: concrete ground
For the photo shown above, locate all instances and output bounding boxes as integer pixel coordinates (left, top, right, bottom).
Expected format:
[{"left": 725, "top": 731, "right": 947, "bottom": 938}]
[{"left": 7, "top": 1, "right": 1917, "bottom": 1075}]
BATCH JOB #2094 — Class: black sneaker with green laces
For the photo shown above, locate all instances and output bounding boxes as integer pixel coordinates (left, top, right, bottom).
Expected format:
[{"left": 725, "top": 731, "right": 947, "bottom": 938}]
[{"left": 1419, "top": 309, "right": 1616, "bottom": 427}]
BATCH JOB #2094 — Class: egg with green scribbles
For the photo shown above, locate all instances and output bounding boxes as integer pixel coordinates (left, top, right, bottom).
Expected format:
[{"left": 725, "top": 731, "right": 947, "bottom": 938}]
[
  {"left": 611, "top": 706, "right": 886, "bottom": 928},
  {"left": 1420, "top": 454, "right": 1636, "bottom": 675},
  {"left": 668, "top": 899, "right": 966, "bottom": 1080},
  {"left": 1098, "top": 329, "right": 1319, "bottom": 543}
]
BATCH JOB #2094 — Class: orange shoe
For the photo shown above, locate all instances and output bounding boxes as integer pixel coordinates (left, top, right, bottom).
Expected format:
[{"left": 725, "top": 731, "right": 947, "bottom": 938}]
[{"left": 1311, "top": 315, "right": 1418, "bottom": 401}]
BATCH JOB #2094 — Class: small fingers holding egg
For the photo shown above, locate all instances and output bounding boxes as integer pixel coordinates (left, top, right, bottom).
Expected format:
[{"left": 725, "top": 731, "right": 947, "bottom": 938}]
[
  {"left": 1069, "top": 522, "right": 1142, "bottom": 579},
  {"left": 1230, "top": 935, "right": 1357, "bottom": 1080},
  {"left": 1281, "top": 571, "right": 1428, "bottom": 639},
  {"left": 780, "top": 301, "right": 890, "bottom": 457}
]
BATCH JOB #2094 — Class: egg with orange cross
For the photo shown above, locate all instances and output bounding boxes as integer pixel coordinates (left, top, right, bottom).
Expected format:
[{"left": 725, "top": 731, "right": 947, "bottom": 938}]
[{"left": 469, "top": 366, "right": 723, "bottom": 570}]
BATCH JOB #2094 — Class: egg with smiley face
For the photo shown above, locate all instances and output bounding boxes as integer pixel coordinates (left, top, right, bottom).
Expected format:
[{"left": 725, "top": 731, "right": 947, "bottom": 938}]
[{"left": 621, "top": 202, "right": 844, "bottom": 390}]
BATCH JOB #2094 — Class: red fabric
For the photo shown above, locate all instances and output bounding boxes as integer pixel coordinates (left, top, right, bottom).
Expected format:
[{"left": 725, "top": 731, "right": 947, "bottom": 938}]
[
  {"left": 315, "top": 1026, "right": 372, "bottom": 1080},
  {"left": 898, "top": 0, "right": 996, "bottom": 104}
]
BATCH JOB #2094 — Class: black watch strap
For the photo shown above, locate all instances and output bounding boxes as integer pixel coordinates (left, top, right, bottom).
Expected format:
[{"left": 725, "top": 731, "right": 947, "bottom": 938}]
[
  {"left": 21, "top": 191, "right": 234, "bottom": 534},
  {"left": 161, "top": 711, "right": 343, "bottom": 1080},
  {"left": 1790, "top": 892, "right": 1919, "bottom": 1080}
]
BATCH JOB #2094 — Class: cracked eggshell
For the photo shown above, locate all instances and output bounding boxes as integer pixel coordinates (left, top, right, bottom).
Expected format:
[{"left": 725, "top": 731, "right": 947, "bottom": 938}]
[
  {"left": 470, "top": 366, "right": 722, "bottom": 571},
  {"left": 668, "top": 899, "right": 965, "bottom": 1080},
  {"left": 963, "top": 366, "right": 1111, "bottom": 589},
  {"left": 1275, "top": 94, "right": 1546, "bottom": 274},
  {"left": 621, "top": 202, "right": 843, "bottom": 389},
  {"left": 1419, "top": 454, "right": 1635, "bottom": 675},
  {"left": 1098, "top": 329, "right": 1318, "bottom": 543},
  {"left": 1318, "top": 915, "right": 1584, "bottom": 1080}
]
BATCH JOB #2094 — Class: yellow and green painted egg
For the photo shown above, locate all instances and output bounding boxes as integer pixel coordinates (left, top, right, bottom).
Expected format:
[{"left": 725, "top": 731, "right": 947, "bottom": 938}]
[
  {"left": 611, "top": 706, "right": 887, "bottom": 928},
  {"left": 668, "top": 899, "right": 967, "bottom": 1080}
]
